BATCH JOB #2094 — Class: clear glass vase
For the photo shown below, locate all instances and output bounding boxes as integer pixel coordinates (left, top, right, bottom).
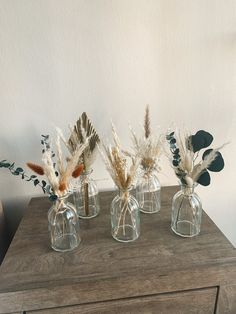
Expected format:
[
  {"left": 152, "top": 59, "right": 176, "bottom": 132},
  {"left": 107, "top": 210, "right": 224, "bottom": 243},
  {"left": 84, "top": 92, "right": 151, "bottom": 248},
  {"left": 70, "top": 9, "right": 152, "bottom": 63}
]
[
  {"left": 111, "top": 188, "right": 140, "bottom": 242},
  {"left": 171, "top": 184, "right": 202, "bottom": 237},
  {"left": 73, "top": 170, "right": 100, "bottom": 219},
  {"left": 136, "top": 169, "right": 161, "bottom": 214},
  {"left": 48, "top": 194, "right": 80, "bottom": 252}
]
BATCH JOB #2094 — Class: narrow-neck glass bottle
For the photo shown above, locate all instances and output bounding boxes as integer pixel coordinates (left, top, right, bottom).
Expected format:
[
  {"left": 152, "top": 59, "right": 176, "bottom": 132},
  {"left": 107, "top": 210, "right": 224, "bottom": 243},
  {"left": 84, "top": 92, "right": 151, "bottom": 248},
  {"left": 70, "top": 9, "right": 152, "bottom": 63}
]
[
  {"left": 111, "top": 188, "right": 140, "bottom": 242},
  {"left": 171, "top": 184, "right": 202, "bottom": 237},
  {"left": 48, "top": 194, "right": 80, "bottom": 252},
  {"left": 136, "top": 168, "right": 161, "bottom": 214}
]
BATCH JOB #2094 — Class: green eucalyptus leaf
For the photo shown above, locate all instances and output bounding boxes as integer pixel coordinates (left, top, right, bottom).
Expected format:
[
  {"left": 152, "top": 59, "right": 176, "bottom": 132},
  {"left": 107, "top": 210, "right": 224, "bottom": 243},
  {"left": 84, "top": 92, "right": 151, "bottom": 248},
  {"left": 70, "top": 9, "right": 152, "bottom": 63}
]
[
  {"left": 203, "top": 149, "right": 224, "bottom": 172},
  {"left": 190, "top": 130, "right": 213, "bottom": 153},
  {"left": 196, "top": 130, "right": 213, "bottom": 147},
  {"left": 0, "top": 162, "right": 11, "bottom": 168},
  {"left": 172, "top": 160, "right": 179, "bottom": 167},
  {"left": 34, "top": 179, "right": 40, "bottom": 186},
  {"left": 41, "top": 180, "right": 47, "bottom": 187},
  {"left": 15, "top": 167, "right": 24, "bottom": 173},
  {"left": 188, "top": 134, "right": 205, "bottom": 152},
  {"left": 197, "top": 170, "right": 211, "bottom": 186}
]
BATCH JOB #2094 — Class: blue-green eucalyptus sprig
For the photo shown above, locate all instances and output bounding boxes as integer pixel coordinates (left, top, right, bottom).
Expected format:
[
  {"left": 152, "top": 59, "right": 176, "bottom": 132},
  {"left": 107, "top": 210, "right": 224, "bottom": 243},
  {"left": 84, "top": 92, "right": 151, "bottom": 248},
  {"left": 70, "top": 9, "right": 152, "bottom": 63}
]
[{"left": 0, "top": 159, "right": 57, "bottom": 201}]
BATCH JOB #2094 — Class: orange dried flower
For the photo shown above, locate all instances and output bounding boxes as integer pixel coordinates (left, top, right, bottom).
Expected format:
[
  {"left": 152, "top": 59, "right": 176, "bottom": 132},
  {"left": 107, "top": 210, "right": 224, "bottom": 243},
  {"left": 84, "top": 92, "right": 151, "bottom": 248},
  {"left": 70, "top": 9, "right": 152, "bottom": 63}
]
[
  {"left": 72, "top": 164, "right": 84, "bottom": 178},
  {"left": 27, "top": 162, "right": 44, "bottom": 175},
  {"left": 59, "top": 181, "right": 67, "bottom": 192}
]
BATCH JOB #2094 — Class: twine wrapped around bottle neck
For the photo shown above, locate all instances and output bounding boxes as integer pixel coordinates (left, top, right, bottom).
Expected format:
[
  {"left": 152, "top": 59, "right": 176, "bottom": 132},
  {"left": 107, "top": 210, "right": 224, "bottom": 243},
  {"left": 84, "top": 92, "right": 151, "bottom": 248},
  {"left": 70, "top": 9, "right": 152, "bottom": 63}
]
[
  {"left": 180, "top": 183, "right": 197, "bottom": 196},
  {"left": 118, "top": 187, "right": 132, "bottom": 202},
  {"left": 53, "top": 193, "right": 70, "bottom": 213}
]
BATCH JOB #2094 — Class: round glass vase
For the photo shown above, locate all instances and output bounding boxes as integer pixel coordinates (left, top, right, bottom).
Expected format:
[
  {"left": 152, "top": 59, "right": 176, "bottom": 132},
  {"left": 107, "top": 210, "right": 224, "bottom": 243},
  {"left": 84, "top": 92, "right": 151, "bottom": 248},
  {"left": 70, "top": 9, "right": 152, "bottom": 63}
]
[
  {"left": 136, "top": 169, "right": 161, "bottom": 214},
  {"left": 48, "top": 194, "right": 80, "bottom": 252},
  {"left": 111, "top": 188, "right": 140, "bottom": 242},
  {"left": 171, "top": 184, "right": 202, "bottom": 237},
  {"left": 73, "top": 169, "right": 100, "bottom": 219}
]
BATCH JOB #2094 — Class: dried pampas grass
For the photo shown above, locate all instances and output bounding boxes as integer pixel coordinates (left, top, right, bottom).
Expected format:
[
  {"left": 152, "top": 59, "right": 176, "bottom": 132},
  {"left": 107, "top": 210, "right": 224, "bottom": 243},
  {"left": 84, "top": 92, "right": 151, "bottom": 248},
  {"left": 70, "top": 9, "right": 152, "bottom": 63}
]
[
  {"left": 99, "top": 124, "right": 140, "bottom": 191},
  {"left": 128, "top": 105, "right": 163, "bottom": 172}
]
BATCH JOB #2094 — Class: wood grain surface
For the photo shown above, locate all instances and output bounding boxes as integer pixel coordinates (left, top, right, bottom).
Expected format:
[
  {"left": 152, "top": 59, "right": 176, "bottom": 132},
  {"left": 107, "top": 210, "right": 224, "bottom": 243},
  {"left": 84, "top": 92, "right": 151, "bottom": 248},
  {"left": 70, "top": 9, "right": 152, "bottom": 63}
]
[
  {"left": 0, "top": 186, "right": 236, "bottom": 313},
  {"left": 27, "top": 287, "right": 217, "bottom": 314}
]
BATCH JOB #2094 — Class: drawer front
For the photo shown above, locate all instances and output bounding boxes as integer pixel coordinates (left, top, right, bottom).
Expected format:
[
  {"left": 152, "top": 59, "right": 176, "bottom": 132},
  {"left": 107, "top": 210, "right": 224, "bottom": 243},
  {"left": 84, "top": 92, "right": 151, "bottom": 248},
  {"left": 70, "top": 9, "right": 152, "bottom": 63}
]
[{"left": 28, "top": 287, "right": 217, "bottom": 314}]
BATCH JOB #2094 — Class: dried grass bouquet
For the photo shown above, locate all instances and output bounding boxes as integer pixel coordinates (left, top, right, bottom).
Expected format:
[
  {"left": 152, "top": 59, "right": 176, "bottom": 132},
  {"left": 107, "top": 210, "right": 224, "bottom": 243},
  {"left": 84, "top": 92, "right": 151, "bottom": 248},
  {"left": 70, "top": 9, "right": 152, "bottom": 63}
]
[
  {"left": 100, "top": 124, "right": 140, "bottom": 192},
  {"left": 0, "top": 133, "right": 87, "bottom": 200},
  {"left": 99, "top": 124, "right": 141, "bottom": 241}
]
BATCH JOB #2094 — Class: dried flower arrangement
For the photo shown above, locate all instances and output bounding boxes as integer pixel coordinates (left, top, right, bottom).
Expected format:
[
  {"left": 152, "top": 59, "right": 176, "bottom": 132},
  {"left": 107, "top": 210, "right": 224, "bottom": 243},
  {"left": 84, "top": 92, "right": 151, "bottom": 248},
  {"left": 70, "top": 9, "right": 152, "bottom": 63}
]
[
  {"left": 0, "top": 134, "right": 87, "bottom": 201},
  {"left": 166, "top": 129, "right": 227, "bottom": 187},
  {"left": 62, "top": 112, "right": 100, "bottom": 216},
  {"left": 128, "top": 105, "right": 163, "bottom": 173},
  {"left": 100, "top": 124, "right": 140, "bottom": 191},
  {"left": 99, "top": 124, "right": 140, "bottom": 240},
  {"left": 125, "top": 105, "right": 163, "bottom": 214}
]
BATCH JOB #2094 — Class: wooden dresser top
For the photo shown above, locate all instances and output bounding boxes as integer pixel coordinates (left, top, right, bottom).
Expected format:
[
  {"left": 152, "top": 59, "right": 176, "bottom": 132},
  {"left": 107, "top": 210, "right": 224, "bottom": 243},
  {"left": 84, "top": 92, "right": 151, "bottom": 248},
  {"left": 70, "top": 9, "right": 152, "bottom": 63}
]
[{"left": 0, "top": 186, "right": 236, "bottom": 313}]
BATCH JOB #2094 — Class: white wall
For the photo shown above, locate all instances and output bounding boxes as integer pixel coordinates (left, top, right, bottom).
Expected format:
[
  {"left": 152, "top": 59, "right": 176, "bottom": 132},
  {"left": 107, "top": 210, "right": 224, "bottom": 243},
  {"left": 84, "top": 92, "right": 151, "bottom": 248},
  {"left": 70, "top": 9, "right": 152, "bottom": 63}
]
[{"left": 0, "top": 0, "right": 236, "bottom": 244}]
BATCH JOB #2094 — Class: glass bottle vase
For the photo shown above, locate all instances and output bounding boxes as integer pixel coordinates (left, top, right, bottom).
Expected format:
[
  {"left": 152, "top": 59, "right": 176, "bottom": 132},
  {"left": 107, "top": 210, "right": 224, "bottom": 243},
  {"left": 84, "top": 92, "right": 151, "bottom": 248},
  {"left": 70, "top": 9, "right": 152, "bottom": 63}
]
[
  {"left": 171, "top": 184, "right": 202, "bottom": 237},
  {"left": 48, "top": 194, "right": 80, "bottom": 252},
  {"left": 111, "top": 189, "right": 140, "bottom": 242},
  {"left": 73, "top": 170, "right": 100, "bottom": 219},
  {"left": 136, "top": 170, "right": 161, "bottom": 214}
]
